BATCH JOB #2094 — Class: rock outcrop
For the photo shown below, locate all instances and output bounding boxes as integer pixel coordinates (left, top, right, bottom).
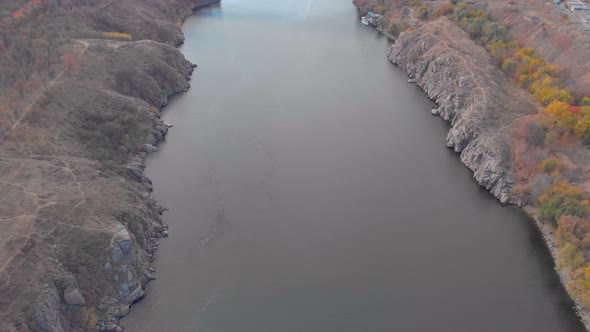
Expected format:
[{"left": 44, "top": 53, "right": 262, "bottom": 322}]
[{"left": 388, "top": 17, "right": 538, "bottom": 203}]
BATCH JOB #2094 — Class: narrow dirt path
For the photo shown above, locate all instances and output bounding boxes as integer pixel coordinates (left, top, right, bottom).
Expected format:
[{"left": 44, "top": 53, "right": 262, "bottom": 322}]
[
  {"left": 0, "top": 154, "right": 113, "bottom": 282},
  {"left": 0, "top": 40, "right": 89, "bottom": 143}
]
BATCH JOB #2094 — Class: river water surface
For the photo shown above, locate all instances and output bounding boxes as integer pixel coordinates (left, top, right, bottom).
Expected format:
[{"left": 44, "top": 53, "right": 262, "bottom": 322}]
[{"left": 123, "top": 0, "right": 585, "bottom": 331}]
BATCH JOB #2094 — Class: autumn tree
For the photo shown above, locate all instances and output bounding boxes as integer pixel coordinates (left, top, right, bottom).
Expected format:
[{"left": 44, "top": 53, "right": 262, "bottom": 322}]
[
  {"left": 543, "top": 100, "right": 576, "bottom": 131},
  {"left": 538, "top": 181, "right": 587, "bottom": 227}
]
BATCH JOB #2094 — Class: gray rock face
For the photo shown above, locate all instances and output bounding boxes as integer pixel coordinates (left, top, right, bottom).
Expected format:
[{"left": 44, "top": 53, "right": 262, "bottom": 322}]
[
  {"left": 388, "top": 18, "right": 537, "bottom": 204},
  {"left": 63, "top": 287, "right": 85, "bottom": 306}
]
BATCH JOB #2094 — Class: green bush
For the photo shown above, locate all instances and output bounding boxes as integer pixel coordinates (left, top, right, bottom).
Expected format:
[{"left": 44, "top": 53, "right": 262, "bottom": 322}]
[
  {"left": 418, "top": 5, "right": 429, "bottom": 19},
  {"left": 538, "top": 181, "right": 587, "bottom": 227},
  {"left": 540, "top": 158, "right": 559, "bottom": 173}
]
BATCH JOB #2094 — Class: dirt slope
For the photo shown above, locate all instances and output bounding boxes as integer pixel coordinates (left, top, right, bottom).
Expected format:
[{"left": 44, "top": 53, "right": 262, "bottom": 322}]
[{"left": 0, "top": 1, "right": 219, "bottom": 331}]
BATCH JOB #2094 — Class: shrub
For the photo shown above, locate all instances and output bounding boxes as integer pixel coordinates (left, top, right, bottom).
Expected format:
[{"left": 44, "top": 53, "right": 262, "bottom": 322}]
[
  {"left": 540, "top": 158, "right": 559, "bottom": 174},
  {"left": 574, "top": 117, "right": 590, "bottom": 146},
  {"left": 374, "top": 5, "right": 388, "bottom": 15},
  {"left": 525, "top": 121, "right": 547, "bottom": 147},
  {"left": 102, "top": 32, "right": 132, "bottom": 40},
  {"left": 561, "top": 13, "right": 569, "bottom": 22},
  {"left": 502, "top": 59, "right": 517, "bottom": 73},
  {"left": 418, "top": 5, "right": 429, "bottom": 19},
  {"left": 388, "top": 22, "right": 403, "bottom": 36},
  {"left": 483, "top": 22, "right": 509, "bottom": 42},
  {"left": 512, "top": 183, "right": 530, "bottom": 202},
  {"left": 545, "top": 130, "right": 558, "bottom": 149},
  {"left": 432, "top": 3, "right": 455, "bottom": 17},
  {"left": 538, "top": 181, "right": 587, "bottom": 227},
  {"left": 558, "top": 242, "right": 586, "bottom": 270},
  {"left": 543, "top": 100, "right": 576, "bottom": 130},
  {"left": 529, "top": 173, "right": 553, "bottom": 203}
]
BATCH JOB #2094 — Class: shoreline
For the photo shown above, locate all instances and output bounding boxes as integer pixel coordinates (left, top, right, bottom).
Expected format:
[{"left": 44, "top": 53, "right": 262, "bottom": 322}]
[
  {"left": 114, "top": 0, "right": 222, "bottom": 328},
  {"left": 525, "top": 207, "right": 590, "bottom": 329},
  {"left": 361, "top": 13, "right": 590, "bottom": 331},
  {"left": 0, "top": 1, "right": 227, "bottom": 331}
]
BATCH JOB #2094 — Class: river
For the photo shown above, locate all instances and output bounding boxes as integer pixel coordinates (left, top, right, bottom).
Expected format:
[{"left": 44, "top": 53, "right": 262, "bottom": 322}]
[{"left": 122, "top": 0, "right": 585, "bottom": 331}]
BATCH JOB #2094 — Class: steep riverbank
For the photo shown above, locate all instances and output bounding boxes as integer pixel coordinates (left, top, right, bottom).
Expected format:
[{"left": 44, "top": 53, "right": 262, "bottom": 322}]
[
  {"left": 0, "top": 1, "right": 219, "bottom": 331},
  {"left": 389, "top": 17, "right": 537, "bottom": 204},
  {"left": 362, "top": 10, "right": 590, "bottom": 330}
]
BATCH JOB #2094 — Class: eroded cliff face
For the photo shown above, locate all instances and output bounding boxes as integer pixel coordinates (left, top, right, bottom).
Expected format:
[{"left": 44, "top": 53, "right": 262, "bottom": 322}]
[
  {"left": 388, "top": 18, "right": 538, "bottom": 204},
  {"left": 0, "top": 39, "right": 193, "bottom": 332},
  {"left": 0, "top": 1, "right": 219, "bottom": 331}
]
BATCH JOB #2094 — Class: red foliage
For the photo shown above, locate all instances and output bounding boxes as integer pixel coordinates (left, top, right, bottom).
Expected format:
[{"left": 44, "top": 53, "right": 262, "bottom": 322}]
[{"left": 12, "top": 11, "right": 25, "bottom": 19}]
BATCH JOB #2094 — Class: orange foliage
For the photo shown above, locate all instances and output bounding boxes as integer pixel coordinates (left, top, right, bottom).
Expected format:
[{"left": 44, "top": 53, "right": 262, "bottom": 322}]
[
  {"left": 432, "top": 3, "right": 455, "bottom": 17},
  {"left": 12, "top": 11, "right": 25, "bottom": 19},
  {"left": 543, "top": 100, "right": 577, "bottom": 130},
  {"left": 11, "top": 0, "right": 45, "bottom": 20}
]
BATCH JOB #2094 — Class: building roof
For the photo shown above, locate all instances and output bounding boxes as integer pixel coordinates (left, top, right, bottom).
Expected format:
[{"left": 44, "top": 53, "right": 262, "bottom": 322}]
[{"left": 368, "top": 11, "right": 376, "bottom": 17}]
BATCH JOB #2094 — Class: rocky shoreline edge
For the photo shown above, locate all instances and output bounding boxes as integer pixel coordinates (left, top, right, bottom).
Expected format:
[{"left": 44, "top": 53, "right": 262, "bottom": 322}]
[
  {"left": 363, "top": 13, "right": 590, "bottom": 330},
  {"left": 96, "top": 2, "right": 223, "bottom": 331}
]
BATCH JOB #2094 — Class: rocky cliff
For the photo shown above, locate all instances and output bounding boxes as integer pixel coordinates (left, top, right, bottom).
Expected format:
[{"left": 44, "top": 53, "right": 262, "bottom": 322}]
[
  {"left": 388, "top": 17, "right": 538, "bottom": 204},
  {"left": 0, "top": 1, "right": 219, "bottom": 331}
]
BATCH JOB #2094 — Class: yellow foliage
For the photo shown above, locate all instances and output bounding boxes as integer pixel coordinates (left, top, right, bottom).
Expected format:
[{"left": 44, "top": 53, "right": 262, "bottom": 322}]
[
  {"left": 539, "top": 180, "right": 587, "bottom": 203},
  {"left": 559, "top": 242, "right": 585, "bottom": 270},
  {"left": 533, "top": 87, "right": 559, "bottom": 105},
  {"left": 529, "top": 57, "right": 545, "bottom": 70},
  {"left": 515, "top": 47, "right": 535, "bottom": 58},
  {"left": 102, "top": 32, "right": 132, "bottom": 40},
  {"left": 575, "top": 119, "right": 590, "bottom": 137},
  {"left": 543, "top": 100, "right": 576, "bottom": 129},
  {"left": 559, "top": 89, "right": 573, "bottom": 102},
  {"left": 540, "top": 158, "right": 559, "bottom": 174},
  {"left": 537, "top": 63, "right": 560, "bottom": 77},
  {"left": 518, "top": 73, "right": 532, "bottom": 87}
]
